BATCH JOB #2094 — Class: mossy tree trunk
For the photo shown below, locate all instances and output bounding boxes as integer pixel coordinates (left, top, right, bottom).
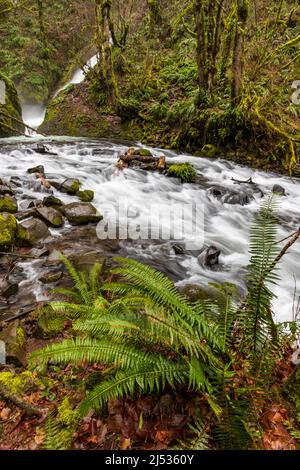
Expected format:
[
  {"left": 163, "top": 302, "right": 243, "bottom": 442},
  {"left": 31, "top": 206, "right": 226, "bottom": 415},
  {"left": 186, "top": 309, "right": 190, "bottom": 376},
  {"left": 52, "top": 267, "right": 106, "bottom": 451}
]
[
  {"left": 36, "top": 0, "right": 49, "bottom": 62},
  {"left": 94, "top": 0, "right": 119, "bottom": 106},
  {"left": 231, "top": 0, "right": 249, "bottom": 104},
  {"left": 146, "top": 0, "right": 161, "bottom": 32},
  {"left": 194, "top": 0, "right": 227, "bottom": 105}
]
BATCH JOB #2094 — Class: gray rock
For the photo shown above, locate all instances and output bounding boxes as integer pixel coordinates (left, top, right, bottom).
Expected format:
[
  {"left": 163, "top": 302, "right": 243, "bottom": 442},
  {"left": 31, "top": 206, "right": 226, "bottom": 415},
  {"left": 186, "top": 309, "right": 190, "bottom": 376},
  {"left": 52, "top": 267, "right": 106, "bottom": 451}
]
[
  {"left": 198, "top": 246, "right": 221, "bottom": 268},
  {"left": 61, "top": 178, "right": 81, "bottom": 195},
  {"left": 207, "top": 185, "right": 253, "bottom": 206},
  {"left": 43, "top": 195, "right": 64, "bottom": 209},
  {"left": 0, "top": 281, "right": 18, "bottom": 299},
  {"left": 36, "top": 206, "right": 64, "bottom": 228},
  {"left": 64, "top": 202, "right": 103, "bottom": 225},
  {"left": 17, "top": 217, "right": 50, "bottom": 246},
  {"left": 27, "top": 165, "right": 45, "bottom": 176},
  {"left": 39, "top": 271, "right": 63, "bottom": 284},
  {"left": 15, "top": 209, "right": 37, "bottom": 221},
  {"left": 0, "top": 184, "right": 15, "bottom": 196},
  {"left": 272, "top": 184, "right": 286, "bottom": 196}
]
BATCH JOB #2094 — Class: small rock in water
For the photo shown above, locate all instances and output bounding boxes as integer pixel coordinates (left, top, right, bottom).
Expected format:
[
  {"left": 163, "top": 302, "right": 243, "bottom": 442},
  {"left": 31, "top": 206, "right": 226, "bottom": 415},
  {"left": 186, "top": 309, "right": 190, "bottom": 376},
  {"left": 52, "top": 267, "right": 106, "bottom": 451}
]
[
  {"left": 64, "top": 202, "right": 103, "bottom": 225},
  {"left": 30, "top": 246, "right": 50, "bottom": 258},
  {"left": 61, "top": 178, "right": 81, "bottom": 195},
  {"left": 0, "top": 281, "right": 19, "bottom": 299},
  {"left": 272, "top": 184, "right": 286, "bottom": 196},
  {"left": 10, "top": 176, "right": 22, "bottom": 188},
  {"left": 43, "top": 195, "right": 64, "bottom": 209},
  {"left": 39, "top": 271, "right": 63, "bottom": 284},
  {"left": 172, "top": 244, "right": 185, "bottom": 255},
  {"left": 198, "top": 246, "right": 221, "bottom": 268},
  {"left": 27, "top": 165, "right": 45, "bottom": 176},
  {"left": 0, "top": 184, "right": 15, "bottom": 196},
  {"left": 32, "top": 144, "right": 57, "bottom": 156},
  {"left": 36, "top": 206, "right": 64, "bottom": 228},
  {"left": 15, "top": 209, "right": 37, "bottom": 221}
]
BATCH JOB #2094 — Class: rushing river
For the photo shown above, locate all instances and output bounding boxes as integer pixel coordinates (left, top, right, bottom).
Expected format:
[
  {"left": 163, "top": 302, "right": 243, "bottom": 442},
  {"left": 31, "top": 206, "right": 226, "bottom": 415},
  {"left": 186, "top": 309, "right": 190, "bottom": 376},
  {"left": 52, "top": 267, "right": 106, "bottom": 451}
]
[{"left": 0, "top": 136, "right": 300, "bottom": 324}]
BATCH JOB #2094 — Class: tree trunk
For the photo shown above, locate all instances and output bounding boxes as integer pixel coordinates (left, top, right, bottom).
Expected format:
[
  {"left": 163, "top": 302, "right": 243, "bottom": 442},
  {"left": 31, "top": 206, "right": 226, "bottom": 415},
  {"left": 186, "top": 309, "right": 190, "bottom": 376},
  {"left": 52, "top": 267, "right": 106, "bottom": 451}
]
[
  {"left": 231, "top": 0, "right": 249, "bottom": 104},
  {"left": 194, "top": 0, "right": 208, "bottom": 95},
  {"left": 95, "top": 0, "right": 119, "bottom": 105},
  {"left": 36, "top": 0, "right": 49, "bottom": 61}
]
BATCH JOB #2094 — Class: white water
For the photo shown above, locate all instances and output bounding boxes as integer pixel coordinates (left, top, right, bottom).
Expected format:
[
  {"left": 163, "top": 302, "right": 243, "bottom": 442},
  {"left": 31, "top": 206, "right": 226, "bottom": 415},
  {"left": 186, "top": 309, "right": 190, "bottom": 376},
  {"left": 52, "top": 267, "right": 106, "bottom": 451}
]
[
  {"left": 53, "top": 54, "right": 98, "bottom": 98},
  {"left": 21, "top": 104, "right": 46, "bottom": 133},
  {"left": 21, "top": 54, "right": 98, "bottom": 134},
  {"left": 0, "top": 137, "right": 300, "bottom": 324}
]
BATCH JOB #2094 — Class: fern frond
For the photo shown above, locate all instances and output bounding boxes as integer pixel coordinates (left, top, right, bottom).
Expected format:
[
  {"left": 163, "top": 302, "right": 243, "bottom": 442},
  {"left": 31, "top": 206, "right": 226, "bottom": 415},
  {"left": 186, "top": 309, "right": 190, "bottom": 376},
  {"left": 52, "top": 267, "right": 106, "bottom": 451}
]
[{"left": 80, "top": 361, "right": 188, "bottom": 415}]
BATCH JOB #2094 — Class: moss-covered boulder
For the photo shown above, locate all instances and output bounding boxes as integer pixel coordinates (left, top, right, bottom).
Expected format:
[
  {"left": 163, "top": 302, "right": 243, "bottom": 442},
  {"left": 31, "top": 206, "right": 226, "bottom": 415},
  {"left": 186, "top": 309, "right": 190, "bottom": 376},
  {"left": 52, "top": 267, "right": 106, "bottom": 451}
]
[
  {"left": 0, "top": 213, "right": 17, "bottom": 251},
  {"left": 0, "top": 72, "right": 24, "bottom": 137},
  {"left": 0, "top": 195, "right": 18, "bottom": 213},
  {"left": 167, "top": 163, "right": 196, "bottom": 183}
]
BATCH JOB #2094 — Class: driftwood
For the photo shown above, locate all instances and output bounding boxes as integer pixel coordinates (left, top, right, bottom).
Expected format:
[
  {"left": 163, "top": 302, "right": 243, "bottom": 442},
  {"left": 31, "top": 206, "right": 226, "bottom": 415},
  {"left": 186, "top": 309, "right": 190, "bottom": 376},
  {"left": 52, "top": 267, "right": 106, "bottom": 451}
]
[{"left": 231, "top": 177, "right": 254, "bottom": 184}]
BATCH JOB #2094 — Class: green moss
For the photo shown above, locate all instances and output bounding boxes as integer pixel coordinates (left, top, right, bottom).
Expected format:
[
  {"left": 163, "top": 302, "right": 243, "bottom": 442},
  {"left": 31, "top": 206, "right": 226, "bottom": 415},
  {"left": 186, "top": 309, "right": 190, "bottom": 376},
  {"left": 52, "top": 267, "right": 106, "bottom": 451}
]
[
  {"left": 76, "top": 190, "right": 94, "bottom": 202},
  {"left": 16, "top": 224, "right": 28, "bottom": 244},
  {"left": 0, "top": 371, "right": 45, "bottom": 395},
  {"left": 199, "top": 144, "right": 218, "bottom": 158},
  {"left": 58, "top": 398, "right": 80, "bottom": 427},
  {"left": 0, "top": 196, "right": 17, "bottom": 213},
  {"left": 168, "top": 162, "right": 197, "bottom": 183},
  {"left": 133, "top": 148, "right": 153, "bottom": 157},
  {"left": 0, "top": 213, "right": 17, "bottom": 251},
  {"left": 0, "top": 72, "right": 24, "bottom": 137}
]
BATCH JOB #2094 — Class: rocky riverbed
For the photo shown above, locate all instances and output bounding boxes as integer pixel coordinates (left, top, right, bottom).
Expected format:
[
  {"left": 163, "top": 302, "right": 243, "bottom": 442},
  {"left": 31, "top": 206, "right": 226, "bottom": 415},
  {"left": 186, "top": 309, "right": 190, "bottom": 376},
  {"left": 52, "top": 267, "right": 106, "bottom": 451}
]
[{"left": 0, "top": 137, "right": 300, "bottom": 347}]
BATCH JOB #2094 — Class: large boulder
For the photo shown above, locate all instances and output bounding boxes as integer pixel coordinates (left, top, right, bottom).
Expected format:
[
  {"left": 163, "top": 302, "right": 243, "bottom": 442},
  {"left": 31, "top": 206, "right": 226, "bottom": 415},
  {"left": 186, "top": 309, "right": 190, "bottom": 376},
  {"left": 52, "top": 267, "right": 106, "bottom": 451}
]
[
  {"left": 0, "top": 72, "right": 24, "bottom": 137},
  {"left": 36, "top": 206, "right": 64, "bottom": 228},
  {"left": 0, "top": 213, "right": 17, "bottom": 251},
  {"left": 0, "top": 195, "right": 18, "bottom": 213},
  {"left": 64, "top": 202, "right": 103, "bottom": 225},
  {"left": 17, "top": 217, "right": 49, "bottom": 246}
]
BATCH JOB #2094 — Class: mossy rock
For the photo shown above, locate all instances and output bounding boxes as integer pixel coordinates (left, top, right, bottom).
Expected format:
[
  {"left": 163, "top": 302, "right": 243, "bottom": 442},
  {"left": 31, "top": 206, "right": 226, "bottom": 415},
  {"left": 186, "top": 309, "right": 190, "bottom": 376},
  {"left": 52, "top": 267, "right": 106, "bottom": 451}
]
[
  {"left": 61, "top": 178, "right": 81, "bottom": 195},
  {"left": 167, "top": 163, "right": 196, "bottom": 183},
  {"left": 0, "top": 213, "right": 17, "bottom": 251},
  {"left": 0, "top": 71, "right": 24, "bottom": 137},
  {"left": 76, "top": 190, "right": 94, "bottom": 202},
  {"left": 0, "top": 195, "right": 18, "bottom": 213},
  {"left": 133, "top": 148, "right": 153, "bottom": 157},
  {"left": 198, "top": 144, "right": 218, "bottom": 158},
  {"left": 16, "top": 217, "right": 49, "bottom": 247}
]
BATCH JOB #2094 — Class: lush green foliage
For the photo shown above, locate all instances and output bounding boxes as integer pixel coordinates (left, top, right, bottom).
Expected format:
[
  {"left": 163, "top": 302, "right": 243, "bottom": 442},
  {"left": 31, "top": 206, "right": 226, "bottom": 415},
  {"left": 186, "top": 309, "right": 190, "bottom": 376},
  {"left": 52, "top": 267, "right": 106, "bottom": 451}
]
[{"left": 30, "top": 197, "right": 300, "bottom": 450}]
